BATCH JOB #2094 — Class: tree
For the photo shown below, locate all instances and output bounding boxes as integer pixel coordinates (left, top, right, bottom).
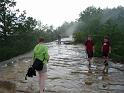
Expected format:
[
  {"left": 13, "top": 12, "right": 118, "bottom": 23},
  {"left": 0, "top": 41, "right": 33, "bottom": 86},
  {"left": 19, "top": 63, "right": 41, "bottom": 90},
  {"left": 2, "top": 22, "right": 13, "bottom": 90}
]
[
  {"left": 73, "top": 6, "right": 124, "bottom": 62},
  {"left": 79, "top": 6, "right": 103, "bottom": 23},
  {"left": 0, "top": 0, "right": 17, "bottom": 39}
]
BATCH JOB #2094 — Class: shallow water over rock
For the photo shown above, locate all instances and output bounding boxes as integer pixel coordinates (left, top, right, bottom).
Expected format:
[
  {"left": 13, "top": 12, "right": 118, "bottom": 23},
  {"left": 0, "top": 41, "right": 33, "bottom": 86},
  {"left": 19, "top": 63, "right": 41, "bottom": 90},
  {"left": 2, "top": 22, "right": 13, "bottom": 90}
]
[{"left": 0, "top": 39, "right": 124, "bottom": 93}]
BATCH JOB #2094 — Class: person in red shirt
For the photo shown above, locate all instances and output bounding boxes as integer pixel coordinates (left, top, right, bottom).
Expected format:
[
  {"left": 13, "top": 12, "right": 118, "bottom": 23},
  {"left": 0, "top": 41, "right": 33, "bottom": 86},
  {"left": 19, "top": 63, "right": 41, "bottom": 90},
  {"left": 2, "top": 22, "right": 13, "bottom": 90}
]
[
  {"left": 85, "top": 35, "right": 95, "bottom": 67},
  {"left": 101, "top": 36, "right": 111, "bottom": 73}
]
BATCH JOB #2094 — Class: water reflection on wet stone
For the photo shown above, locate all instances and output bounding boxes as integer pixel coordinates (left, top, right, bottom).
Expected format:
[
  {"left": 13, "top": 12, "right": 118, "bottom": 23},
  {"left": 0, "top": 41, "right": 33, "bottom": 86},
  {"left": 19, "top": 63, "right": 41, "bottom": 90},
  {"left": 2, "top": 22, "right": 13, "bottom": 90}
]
[{"left": 0, "top": 40, "right": 124, "bottom": 93}]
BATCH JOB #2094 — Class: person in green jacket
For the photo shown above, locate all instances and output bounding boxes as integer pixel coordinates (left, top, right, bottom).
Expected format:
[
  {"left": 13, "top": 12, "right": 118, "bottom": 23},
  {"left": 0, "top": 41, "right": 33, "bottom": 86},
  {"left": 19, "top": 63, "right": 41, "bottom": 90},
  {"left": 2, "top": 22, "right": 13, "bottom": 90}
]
[{"left": 33, "top": 37, "right": 49, "bottom": 93}]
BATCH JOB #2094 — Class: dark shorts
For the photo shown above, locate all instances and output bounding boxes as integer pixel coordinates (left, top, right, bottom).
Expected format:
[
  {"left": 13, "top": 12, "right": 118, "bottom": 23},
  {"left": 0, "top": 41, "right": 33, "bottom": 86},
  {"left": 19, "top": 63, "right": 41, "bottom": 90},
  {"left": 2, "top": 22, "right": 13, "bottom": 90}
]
[
  {"left": 37, "top": 64, "right": 47, "bottom": 73},
  {"left": 33, "top": 58, "right": 47, "bottom": 73},
  {"left": 86, "top": 51, "right": 93, "bottom": 58},
  {"left": 104, "top": 61, "right": 108, "bottom": 66},
  {"left": 103, "top": 52, "right": 109, "bottom": 57}
]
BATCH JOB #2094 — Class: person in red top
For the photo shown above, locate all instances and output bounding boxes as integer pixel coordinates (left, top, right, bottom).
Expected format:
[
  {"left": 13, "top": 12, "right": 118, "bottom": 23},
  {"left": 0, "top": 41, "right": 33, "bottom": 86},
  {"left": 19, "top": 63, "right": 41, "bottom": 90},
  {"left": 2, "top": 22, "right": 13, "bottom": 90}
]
[
  {"left": 85, "top": 35, "right": 95, "bottom": 67},
  {"left": 101, "top": 36, "right": 111, "bottom": 73}
]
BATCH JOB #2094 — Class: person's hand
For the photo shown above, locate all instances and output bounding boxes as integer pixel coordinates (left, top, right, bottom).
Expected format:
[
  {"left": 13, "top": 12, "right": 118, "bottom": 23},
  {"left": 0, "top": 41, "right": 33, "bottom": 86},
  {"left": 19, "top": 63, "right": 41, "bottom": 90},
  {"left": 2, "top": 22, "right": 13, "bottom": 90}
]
[
  {"left": 109, "top": 50, "right": 111, "bottom": 54},
  {"left": 93, "top": 47, "right": 95, "bottom": 53},
  {"left": 93, "top": 49, "right": 95, "bottom": 53}
]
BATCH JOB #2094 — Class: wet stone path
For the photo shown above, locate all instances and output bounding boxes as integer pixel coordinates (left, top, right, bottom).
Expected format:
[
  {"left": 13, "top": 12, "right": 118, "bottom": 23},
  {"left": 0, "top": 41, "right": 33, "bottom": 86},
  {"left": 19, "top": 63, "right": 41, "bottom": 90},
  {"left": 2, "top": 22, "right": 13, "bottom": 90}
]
[{"left": 0, "top": 40, "right": 124, "bottom": 93}]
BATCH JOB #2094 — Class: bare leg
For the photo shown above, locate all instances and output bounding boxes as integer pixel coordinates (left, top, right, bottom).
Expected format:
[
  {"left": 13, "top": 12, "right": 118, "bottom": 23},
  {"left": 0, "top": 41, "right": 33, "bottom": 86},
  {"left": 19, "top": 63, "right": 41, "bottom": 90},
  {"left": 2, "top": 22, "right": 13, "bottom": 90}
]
[
  {"left": 103, "top": 57, "right": 108, "bottom": 73},
  {"left": 106, "top": 65, "right": 108, "bottom": 73},
  {"left": 88, "top": 58, "right": 92, "bottom": 67},
  {"left": 38, "top": 71, "right": 47, "bottom": 93}
]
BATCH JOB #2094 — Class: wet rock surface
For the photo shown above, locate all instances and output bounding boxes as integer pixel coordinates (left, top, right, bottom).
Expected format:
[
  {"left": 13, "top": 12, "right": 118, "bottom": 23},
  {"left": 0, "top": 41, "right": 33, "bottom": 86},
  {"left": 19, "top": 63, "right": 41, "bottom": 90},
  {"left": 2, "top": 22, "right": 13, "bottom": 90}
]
[
  {"left": 0, "top": 39, "right": 124, "bottom": 93},
  {"left": 0, "top": 80, "right": 16, "bottom": 93}
]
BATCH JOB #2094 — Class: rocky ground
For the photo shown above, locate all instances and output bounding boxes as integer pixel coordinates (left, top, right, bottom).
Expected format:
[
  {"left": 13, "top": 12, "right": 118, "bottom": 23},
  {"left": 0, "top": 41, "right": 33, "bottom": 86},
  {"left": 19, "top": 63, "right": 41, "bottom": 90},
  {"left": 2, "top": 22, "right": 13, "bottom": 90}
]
[{"left": 0, "top": 39, "right": 124, "bottom": 93}]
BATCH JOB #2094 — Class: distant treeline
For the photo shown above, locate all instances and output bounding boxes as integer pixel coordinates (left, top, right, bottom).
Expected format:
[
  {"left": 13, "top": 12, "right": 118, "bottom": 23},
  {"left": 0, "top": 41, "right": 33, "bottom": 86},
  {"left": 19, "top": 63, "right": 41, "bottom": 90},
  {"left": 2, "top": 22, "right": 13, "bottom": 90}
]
[
  {"left": 72, "top": 6, "right": 124, "bottom": 62},
  {"left": 56, "top": 6, "right": 124, "bottom": 62},
  {"left": 0, "top": 0, "right": 59, "bottom": 62},
  {"left": 1, "top": 0, "right": 124, "bottom": 63}
]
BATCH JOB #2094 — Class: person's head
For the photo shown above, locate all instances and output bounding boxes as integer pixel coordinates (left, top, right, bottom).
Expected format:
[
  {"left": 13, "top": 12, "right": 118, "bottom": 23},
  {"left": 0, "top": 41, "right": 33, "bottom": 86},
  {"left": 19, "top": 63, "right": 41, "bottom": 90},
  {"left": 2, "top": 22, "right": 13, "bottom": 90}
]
[
  {"left": 104, "top": 36, "right": 109, "bottom": 42},
  {"left": 87, "top": 35, "right": 92, "bottom": 40},
  {"left": 38, "top": 37, "right": 44, "bottom": 43}
]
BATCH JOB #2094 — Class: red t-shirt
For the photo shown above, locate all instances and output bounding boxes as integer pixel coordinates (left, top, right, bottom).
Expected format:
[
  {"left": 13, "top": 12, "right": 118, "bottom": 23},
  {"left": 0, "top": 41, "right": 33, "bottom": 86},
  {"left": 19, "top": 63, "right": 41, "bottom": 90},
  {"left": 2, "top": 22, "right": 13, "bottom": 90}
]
[
  {"left": 102, "top": 41, "right": 110, "bottom": 53},
  {"left": 85, "top": 40, "right": 94, "bottom": 52}
]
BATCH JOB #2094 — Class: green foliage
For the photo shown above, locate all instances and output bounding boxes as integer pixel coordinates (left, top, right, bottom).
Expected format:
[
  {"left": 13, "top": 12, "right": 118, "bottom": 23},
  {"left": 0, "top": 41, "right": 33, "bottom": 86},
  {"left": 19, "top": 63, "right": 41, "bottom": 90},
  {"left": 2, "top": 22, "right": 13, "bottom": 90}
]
[
  {"left": 0, "top": 0, "right": 17, "bottom": 38},
  {"left": 73, "top": 31, "right": 87, "bottom": 43},
  {"left": 0, "top": 0, "right": 58, "bottom": 62},
  {"left": 73, "top": 6, "right": 124, "bottom": 62}
]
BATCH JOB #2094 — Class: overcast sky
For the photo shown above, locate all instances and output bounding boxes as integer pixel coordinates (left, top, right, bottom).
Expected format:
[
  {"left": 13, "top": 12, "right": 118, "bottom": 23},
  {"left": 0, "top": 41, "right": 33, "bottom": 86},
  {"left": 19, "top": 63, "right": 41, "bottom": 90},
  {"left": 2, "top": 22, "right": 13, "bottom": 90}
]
[{"left": 15, "top": 0, "right": 124, "bottom": 27}]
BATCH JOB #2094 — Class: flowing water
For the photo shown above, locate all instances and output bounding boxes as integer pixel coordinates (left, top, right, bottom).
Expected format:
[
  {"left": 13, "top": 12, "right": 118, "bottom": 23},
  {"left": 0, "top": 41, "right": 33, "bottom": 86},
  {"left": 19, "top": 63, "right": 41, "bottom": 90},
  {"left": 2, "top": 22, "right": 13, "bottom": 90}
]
[{"left": 0, "top": 38, "right": 124, "bottom": 93}]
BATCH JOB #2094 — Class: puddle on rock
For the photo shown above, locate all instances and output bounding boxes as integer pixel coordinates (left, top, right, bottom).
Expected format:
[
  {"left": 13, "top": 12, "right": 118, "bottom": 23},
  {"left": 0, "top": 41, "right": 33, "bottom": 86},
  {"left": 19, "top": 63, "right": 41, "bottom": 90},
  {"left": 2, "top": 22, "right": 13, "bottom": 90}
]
[{"left": 0, "top": 38, "right": 124, "bottom": 93}]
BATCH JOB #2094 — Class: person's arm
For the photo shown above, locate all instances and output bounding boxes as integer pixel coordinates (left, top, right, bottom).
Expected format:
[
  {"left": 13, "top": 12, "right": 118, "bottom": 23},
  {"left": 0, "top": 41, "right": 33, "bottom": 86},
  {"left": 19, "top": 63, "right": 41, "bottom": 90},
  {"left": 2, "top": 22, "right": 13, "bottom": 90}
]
[
  {"left": 109, "top": 46, "right": 111, "bottom": 53},
  {"left": 84, "top": 45, "right": 86, "bottom": 50},
  {"left": 92, "top": 41, "right": 95, "bottom": 53},
  {"left": 84, "top": 41, "right": 87, "bottom": 51},
  {"left": 33, "top": 45, "right": 37, "bottom": 61},
  {"left": 109, "top": 42, "right": 111, "bottom": 53},
  {"left": 33, "top": 53, "right": 35, "bottom": 61},
  {"left": 44, "top": 46, "right": 49, "bottom": 62},
  {"left": 93, "top": 46, "right": 95, "bottom": 53}
]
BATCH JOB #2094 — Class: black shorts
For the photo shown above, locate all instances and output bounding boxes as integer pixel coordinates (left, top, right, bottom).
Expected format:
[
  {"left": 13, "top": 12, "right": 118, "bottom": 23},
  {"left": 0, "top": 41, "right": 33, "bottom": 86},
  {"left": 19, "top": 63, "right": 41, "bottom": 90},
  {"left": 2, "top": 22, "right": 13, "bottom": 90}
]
[
  {"left": 86, "top": 51, "right": 93, "bottom": 58},
  {"left": 104, "top": 61, "right": 108, "bottom": 66},
  {"left": 103, "top": 52, "right": 109, "bottom": 57}
]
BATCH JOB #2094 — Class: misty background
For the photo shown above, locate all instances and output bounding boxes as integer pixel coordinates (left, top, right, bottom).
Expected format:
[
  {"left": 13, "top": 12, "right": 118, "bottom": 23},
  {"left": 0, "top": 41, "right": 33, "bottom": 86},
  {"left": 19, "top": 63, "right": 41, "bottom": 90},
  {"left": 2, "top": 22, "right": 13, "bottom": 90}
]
[{"left": 0, "top": 0, "right": 124, "bottom": 63}]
